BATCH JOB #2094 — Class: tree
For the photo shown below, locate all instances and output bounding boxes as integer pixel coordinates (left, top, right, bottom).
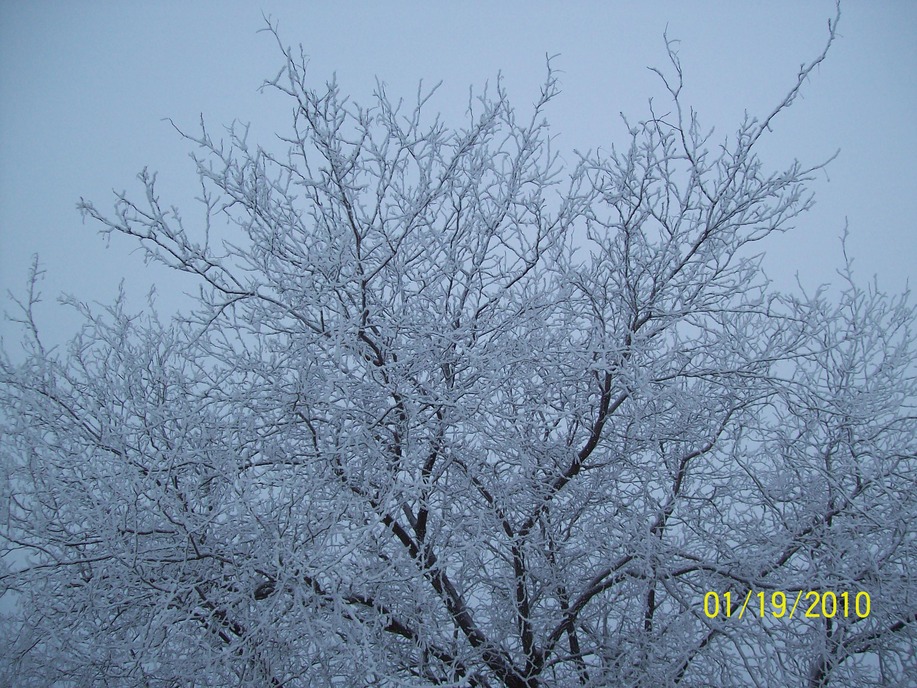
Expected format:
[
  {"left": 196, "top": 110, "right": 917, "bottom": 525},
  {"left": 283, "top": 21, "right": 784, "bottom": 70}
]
[{"left": 2, "top": 13, "right": 915, "bottom": 688}]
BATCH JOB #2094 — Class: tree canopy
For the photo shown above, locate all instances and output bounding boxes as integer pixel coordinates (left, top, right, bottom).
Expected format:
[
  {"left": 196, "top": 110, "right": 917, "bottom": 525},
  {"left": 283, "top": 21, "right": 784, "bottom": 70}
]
[{"left": 2, "top": 12, "right": 915, "bottom": 688}]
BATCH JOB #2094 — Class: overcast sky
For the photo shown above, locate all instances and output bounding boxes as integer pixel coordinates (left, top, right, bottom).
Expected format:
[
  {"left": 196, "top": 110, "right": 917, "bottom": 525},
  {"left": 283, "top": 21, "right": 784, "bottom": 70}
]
[{"left": 2, "top": 1, "right": 915, "bottom": 349}]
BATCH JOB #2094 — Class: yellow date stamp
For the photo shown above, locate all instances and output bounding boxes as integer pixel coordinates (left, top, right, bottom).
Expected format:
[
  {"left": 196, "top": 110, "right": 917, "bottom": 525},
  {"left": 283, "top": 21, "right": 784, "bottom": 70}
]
[{"left": 703, "top": 590, "right": 871, "bottom": 620}]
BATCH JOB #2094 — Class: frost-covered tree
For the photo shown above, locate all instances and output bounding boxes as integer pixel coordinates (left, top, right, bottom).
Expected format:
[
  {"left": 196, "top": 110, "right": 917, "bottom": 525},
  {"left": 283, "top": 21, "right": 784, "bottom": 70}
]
[{"left": 2, "top": 13, "right": 915, "bottom": 688}]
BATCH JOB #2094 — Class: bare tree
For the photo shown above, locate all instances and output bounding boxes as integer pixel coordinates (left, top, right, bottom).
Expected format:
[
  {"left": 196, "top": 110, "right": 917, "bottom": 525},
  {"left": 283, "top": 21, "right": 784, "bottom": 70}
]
[{"left": 2, "top": 11, "right": 915, "bottom": 687}]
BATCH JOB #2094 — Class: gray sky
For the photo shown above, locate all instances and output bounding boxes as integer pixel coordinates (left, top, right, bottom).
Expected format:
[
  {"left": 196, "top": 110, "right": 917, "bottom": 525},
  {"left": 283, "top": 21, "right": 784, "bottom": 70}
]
[{"left": 2, "top": 1, "right": 915, "bottom": 349}]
